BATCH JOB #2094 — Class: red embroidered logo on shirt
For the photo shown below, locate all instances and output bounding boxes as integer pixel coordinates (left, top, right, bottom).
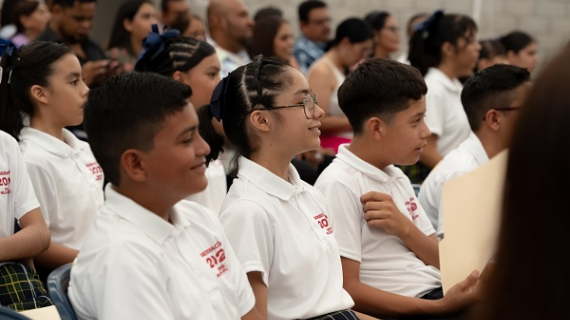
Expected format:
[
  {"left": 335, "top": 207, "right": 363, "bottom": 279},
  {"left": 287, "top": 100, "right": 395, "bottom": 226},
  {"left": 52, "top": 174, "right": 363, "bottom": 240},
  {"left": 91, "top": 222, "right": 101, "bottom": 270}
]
[
  {"left": 0, "top": 170, "right": 11, "bottom": 195},
  {"left": 86, "top": 162, "right": 103, "bottom": 181},
  {"left": 200, "top": 241, "right": 228, "bottom": 277},
  {"left": 313, "top": 213, "right": 333, "bottom": 234},
  {"left": 405, "top": 198, "right": 419, "bottom": 221}
]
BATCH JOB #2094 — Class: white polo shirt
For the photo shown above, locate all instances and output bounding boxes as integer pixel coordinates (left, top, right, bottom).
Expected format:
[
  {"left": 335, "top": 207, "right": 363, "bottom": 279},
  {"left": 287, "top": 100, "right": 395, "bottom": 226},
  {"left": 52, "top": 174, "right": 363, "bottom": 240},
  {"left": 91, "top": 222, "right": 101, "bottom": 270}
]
[
  {"left": 186, "top": 159, "right": 227, "bottom": 215},
  {"left": 19, "top": 127, "right": 104, "bottom": 249},
  {"left": 69, "top": 186, "right": 255, "bottom": 320},
  {"left": 315, "top": 144, "right": 441, "bottom": 298},
  {"left": 419, "top": 132, "right": 489, "bottom": 237},
  {"left": 424, "top": 67, "right": 471, "bottom": 156},
  {"left": 219, "top": 156, "right": 354, "bottom": 320},
  {"left": 0, "top": 131, "right": 40, "bottom": 238}
]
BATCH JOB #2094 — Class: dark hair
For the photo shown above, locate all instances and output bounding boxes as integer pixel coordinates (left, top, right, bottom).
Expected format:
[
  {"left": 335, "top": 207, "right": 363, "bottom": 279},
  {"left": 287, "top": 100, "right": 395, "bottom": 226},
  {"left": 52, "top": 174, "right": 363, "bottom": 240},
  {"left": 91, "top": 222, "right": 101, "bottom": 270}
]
[
  {"left": 52, "top": 0, "right": 97, "bottom": 8},
  {"left": 406, "top": 12, "right": 428, "bottom": 37},
  {"left": 364, "top": 11, "right": 390, "bottom": 31},
  {"left": 499, "top": 31, "right": 535, "bottom": 54},
  {"left": 11, "top": 0, "right": 40, "bottom": 34},
  {"left": 201, "top": 56, "right": 293, "bottom": 172},
  {"left": 251, "top": 16, "right": 287, "bottom": 58},
  {"left": 478, "top": 46, "right": 570, "bottom": 320},
  {"left": 330, "top": 17, "right": 373, "bottom": 48},
  {"left": 0, "top": 41, "right": 73, "bottom": 140},
  {"left": 479, "top": 39, "right": 506, "bottom": 61},
  {"left": 409, "top": 11, "right": 477, "bottom": 76},
  {"left": 461, "top": 64, "right": 530, "bottom": 131},
  {"left": 1, "top": 0, "right": 20, "bottom": 27},
  {"left": 169, "top": 13, "right": 190, "bottom": 33},
  {"left": 254, "top": 6, "right": 282, "bottom": 22},
  {"left": 135, "top": 35, "right": 216, "bottom": 77},
  {"left": 298, "top": 0, "right": 326, "bottom": 24},
  {"left": 107, "top": 0, "right": 153, "bottom": 56},
  {"left": 160, "top": 0, "right": 182, "bottom": 13},
  {"left": 84, "top": 72, "right": 192, "bottom": 186},
  {"left": 338, "top": 58, "right": 427, "bottom": 134}
]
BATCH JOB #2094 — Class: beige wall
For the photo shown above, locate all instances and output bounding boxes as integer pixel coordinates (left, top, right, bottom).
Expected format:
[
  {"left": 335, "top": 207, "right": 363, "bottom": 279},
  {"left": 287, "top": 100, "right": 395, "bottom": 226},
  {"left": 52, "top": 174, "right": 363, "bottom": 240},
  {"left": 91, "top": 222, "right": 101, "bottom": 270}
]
[{"left": 92, "top": 0, "right": 570, "bottom": 71}]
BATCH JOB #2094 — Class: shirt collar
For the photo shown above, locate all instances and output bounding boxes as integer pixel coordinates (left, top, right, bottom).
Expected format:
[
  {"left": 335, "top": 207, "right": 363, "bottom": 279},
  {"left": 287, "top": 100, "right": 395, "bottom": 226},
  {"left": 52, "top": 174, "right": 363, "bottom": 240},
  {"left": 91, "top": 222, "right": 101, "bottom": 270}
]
[
  {"left": 298, "top": 35, "right": 326, "bottom": 50},
  {"left": 237, "top": 156, "right": 304, "bottom": 201},
  {"left": 336, "top": 144, "right": 407, "bottom": 183},
  {"left": 20, "top": 127, "right": 84, "bottom": 158},
  {"left": 463, "top": 132, "right": 490, "bottom": 166},
  {"left": 104, "top": 185, "right": 192, "bottom": 245},
  {"left": 426, "top": 67, "right": 463, "bottom": 93}
]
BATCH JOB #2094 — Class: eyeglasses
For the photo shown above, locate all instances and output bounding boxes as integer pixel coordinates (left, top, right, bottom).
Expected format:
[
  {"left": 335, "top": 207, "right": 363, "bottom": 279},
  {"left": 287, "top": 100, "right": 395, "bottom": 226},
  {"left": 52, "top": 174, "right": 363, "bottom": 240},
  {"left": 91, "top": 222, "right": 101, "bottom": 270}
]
[
  {"left": 309, "top": 17, "right": 331, "bottom": 26},
  {"left": 384, "top": 26, "right": 401, "bottom": 33},
  {"left": 481, "top": 107, "right": 521, "bottom": 120},
  {"left": 257, "top": 93, "right": 318, "bottom": 119}
]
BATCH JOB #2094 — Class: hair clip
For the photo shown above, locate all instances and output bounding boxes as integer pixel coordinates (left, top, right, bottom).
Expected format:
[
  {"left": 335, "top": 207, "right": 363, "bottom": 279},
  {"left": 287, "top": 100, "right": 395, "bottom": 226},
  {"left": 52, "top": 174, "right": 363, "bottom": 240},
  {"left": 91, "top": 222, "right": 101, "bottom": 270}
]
[
  {"left": 413, "top": 9, "right": 444, "bottom": 36},
  {"left": 210, "top": 74, "right": 231, "bottom": 121},
  {"left": 136, "top": 24, "right": 181, "bottom": 65}
]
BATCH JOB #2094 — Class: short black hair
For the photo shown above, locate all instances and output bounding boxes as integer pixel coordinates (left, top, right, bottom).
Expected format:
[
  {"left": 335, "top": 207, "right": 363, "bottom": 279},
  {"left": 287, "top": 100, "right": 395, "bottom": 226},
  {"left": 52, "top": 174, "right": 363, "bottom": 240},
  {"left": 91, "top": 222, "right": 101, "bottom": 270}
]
[
  {"left": 298, "top": 0, "right": 326, "bottom": 24},
  {"left": 84, "top": 72, "right": 192, "bottom": 186},
  {"left": 461, "top": 64, "right": 531, "bottom": 131},
  {"left": 52, "top": 0, "right": 97, "bottom": 8},
  {"left": 160, "top": 0, "right": 183, "bottom": 13},
  {"left": 499, "top": 31, "right": 535, "bottom": 54},
  {"left": 338, "top": 58, "right": 427, "bottom": 134}
]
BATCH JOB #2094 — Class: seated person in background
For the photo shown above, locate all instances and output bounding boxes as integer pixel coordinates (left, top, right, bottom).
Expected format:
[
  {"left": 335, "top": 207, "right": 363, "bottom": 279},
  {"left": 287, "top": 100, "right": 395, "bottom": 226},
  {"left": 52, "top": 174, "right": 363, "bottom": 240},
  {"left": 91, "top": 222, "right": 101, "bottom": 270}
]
[
  {"left": 69, "top": 72, "right": 262, "bottom": 320},
  {"left": 10, "top": 0, "right": 51, "bottom": 47},
  {"left": 0, "top": 130, "right": 52, "bottom": 311},
  {"left": 475, "top": 39, "right": 507, "bottom": 72},
  {"left": 316, "top": 58, "right": 482, "bottom": 319},
  {"left": 294, "top": 0, "right": 331, "bottom": 74},
  {"left": 170, "top": 13, "right": 208, "bottom": 41},
  {"left": 419, "top": 64, "right": 531, "bottom": 237},
  {"left": 499, "top": 31, "right": 538, "bottom": 73},
  {"left": 159, "top": 0, "right": 188, "bottom": 28}
]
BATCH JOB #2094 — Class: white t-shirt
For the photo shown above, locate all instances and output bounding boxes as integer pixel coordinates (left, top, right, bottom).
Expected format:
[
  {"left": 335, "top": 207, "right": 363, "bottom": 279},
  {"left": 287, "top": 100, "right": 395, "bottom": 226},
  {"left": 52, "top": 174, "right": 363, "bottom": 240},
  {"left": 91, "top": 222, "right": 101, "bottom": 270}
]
[
  {"left": 219, "top": 156, "right": 354, "bottom": 320},
  {"left": 19, "top": 127, "right": 104, "bottom": 249},
  {"left": 419, "top": 132, "right": 489, "bottom": 237},
  {"left": 315, "top": 144, "right": 441, "bottom": 298},
  {"left": 424, "top": 67, "right": 471, "bottom": 156},
  {"left": 69, "top": 186, "right": 255, "bottom": 320},
  {"left": 0, "top": 131, "right": 40, "bottom": 238},
  {"left": 186, "top": 159, "right": 227, "bottom": 215}
]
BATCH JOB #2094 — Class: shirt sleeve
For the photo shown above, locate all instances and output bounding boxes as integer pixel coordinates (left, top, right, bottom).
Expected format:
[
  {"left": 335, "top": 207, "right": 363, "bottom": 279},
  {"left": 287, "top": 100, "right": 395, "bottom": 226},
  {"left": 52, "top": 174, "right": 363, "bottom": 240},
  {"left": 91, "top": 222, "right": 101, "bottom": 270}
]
[
  {"left": 23, "top": 161, "right": 56, "bottom": 227},
  {"left": 316, "top": 181, "right": 364, "bottom": 263},
  {"left": 424, "top": 85, "right": 446, "bottom": 138},
  {"left": 8, "top": 138, "right": 39, "bottom": 220},
  {"left": 72, "top": 242, "right": 175, "bottom": 320},
  {"left": 219, "top": 199, "right": 274, "bottom": 286}
]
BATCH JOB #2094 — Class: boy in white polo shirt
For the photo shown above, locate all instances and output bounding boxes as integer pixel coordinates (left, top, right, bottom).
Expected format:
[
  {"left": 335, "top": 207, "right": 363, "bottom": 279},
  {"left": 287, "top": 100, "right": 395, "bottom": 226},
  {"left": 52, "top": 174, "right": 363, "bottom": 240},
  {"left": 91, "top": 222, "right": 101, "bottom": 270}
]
[
  {"left": 315, "top": 59, "right": 481, "bottom": 319},
  {"left": 0, "top": 130, "right": 52, "bottom": 310},
  {"left": 68, "top": 72, "right": 261, "bottom": 320},
  {"left": 419, "top": 64, "right": 531, "bottom": 237}
]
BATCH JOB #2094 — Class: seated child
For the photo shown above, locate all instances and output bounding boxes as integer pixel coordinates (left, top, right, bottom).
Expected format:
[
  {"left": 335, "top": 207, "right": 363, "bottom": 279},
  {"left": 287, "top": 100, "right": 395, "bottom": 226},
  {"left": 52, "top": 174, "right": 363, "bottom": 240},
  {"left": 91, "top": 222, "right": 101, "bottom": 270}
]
[
  {"left": 68, "top": 72, "right": 261, "bottom": 320},
  {"left": 0, "top": 130, "right": 51, "bottom": 310},
  {"left": 420, "top": 64, "right": 531, "bottom": 237},
  {"left": 315, "top": 58, "right": 481, "bottom": 319}
]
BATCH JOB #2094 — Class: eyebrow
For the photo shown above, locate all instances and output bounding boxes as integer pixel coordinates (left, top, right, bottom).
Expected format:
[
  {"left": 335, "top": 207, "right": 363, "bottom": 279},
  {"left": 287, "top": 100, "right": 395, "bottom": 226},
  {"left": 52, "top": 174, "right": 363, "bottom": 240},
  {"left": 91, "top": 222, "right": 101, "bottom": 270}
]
[
  {"left": 294, "top": 88, "right": 310, "bottom": 95},
  {"left": 66, "top": 72, "right": 81, "bottom": 79},
  {"left": 177, "top": 125, "right": 198, "bottom": 138}
]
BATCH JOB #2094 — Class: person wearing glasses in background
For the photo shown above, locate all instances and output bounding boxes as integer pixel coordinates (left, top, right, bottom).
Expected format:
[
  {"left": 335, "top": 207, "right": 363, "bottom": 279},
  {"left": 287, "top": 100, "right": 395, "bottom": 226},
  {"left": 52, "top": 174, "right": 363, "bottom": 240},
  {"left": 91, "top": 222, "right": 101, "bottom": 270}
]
[
  {"left": 364, "top": 11, "right": 400, "bottom": 59},
  {"left": 294, "top": 0, "right": 331, "bottom": 74},
  {"left": 419, "top": 64, "right": 531, "bottom": 239}
]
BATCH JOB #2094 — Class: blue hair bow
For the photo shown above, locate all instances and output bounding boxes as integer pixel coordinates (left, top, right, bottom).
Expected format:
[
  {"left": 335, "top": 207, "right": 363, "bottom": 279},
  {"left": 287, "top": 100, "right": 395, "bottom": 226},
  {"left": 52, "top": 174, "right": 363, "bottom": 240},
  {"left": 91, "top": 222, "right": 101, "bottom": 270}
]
[
  {"left": 136, "top": 24, "right": 180, "bottom": 63},
  {"left": 0, "top": 39, "right": 17, "bottom": 84},
  {"left": 413, "top": 9, "right": 444, "bottom": 34},
  {"left": 210, "top": 75, "right": 231, "bottom": 121}
]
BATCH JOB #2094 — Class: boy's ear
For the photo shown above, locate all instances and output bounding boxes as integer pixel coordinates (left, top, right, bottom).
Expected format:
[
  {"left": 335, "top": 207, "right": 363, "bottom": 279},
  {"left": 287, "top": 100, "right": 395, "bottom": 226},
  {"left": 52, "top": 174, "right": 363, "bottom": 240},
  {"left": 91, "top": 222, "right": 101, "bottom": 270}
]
[
  {"left": 483, "top": 109, "right": 501, "bottom": 131},
  {"left": 249, "top": 110, "right": 271, "bottom": 133},
  {"left": 120, "top": 150, "right": 148, "bottom": 182},
  {"left": 366, "top": 116, "right": 385, "bottom": 141}
]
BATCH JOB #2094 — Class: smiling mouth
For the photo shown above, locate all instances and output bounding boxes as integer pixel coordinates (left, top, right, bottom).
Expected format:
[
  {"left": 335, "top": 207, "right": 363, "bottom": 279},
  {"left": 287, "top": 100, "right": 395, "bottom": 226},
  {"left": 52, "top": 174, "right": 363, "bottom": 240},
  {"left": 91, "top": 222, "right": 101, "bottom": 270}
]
[{"left": 190, "top": 161, "right": 206, "bottom": 170}]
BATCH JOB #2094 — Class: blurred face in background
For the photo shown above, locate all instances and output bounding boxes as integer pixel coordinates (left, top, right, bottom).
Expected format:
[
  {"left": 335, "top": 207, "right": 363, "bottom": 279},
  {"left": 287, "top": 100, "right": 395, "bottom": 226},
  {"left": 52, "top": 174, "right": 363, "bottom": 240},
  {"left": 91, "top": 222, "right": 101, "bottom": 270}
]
[{"left": 273, "top": 21, "right": 294, "bottom": 62}]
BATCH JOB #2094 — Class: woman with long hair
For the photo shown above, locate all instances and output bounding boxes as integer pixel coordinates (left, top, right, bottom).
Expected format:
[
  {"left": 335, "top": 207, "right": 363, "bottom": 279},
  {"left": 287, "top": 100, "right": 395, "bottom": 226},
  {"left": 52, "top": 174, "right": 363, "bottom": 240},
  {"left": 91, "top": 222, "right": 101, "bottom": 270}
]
[{"left": 250, "top": 15, "right": 299, "bottom": 69}]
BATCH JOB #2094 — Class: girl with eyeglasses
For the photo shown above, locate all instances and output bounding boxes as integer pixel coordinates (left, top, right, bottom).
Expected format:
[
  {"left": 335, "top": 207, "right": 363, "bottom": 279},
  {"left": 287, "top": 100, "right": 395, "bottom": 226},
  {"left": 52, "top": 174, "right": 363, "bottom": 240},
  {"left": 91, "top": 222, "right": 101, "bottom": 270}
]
[
  {"left": 364, "top": 11, "right": 401, "bottom": 59},
  {"left": 201, "top": 56, "right": 369, "bottom": 320}
]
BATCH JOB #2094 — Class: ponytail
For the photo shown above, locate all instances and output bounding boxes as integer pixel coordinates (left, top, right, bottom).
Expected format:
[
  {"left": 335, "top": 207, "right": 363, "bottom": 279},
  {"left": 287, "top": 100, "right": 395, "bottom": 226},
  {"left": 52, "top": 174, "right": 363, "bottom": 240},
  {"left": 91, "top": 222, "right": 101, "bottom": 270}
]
[{"left": 197, "top": 104, "right": 225, "bottom": 165}]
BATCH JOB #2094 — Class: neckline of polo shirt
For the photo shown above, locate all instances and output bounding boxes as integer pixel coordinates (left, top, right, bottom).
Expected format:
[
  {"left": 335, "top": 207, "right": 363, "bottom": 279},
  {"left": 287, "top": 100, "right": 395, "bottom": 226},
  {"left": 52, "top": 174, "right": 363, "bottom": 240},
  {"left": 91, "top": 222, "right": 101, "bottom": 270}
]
[
  {"left": 104, "top": 185, "right": 175, "bottom": 245},
  {"left": 427, "top": 67, "right": 463, "bottom": 94},
  {"left": 336, "top": 144, "right": 406, "bottom": 183},
  {"left": 237, "top": 156, "right": 302, "bottom": 201},
  {"left": 464, "top": 132, "right": 490, "bottom": 166},
  {"left": 20, "top": 127, "right": 84, "bottom": 158}
]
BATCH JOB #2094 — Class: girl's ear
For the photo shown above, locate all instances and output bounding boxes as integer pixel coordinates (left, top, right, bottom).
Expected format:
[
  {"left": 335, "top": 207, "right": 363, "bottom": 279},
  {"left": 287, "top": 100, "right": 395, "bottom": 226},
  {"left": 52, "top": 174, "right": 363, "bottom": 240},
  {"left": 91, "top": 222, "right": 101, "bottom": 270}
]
[
  {"left": 249, "top": 110, "right": 271, "bottom": 133},
  {"left": 441, "top": 41, "right": 455, "bottom": 59},
  {"left": 29, "top": 85, "right": 49, "bottom": 106}
]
